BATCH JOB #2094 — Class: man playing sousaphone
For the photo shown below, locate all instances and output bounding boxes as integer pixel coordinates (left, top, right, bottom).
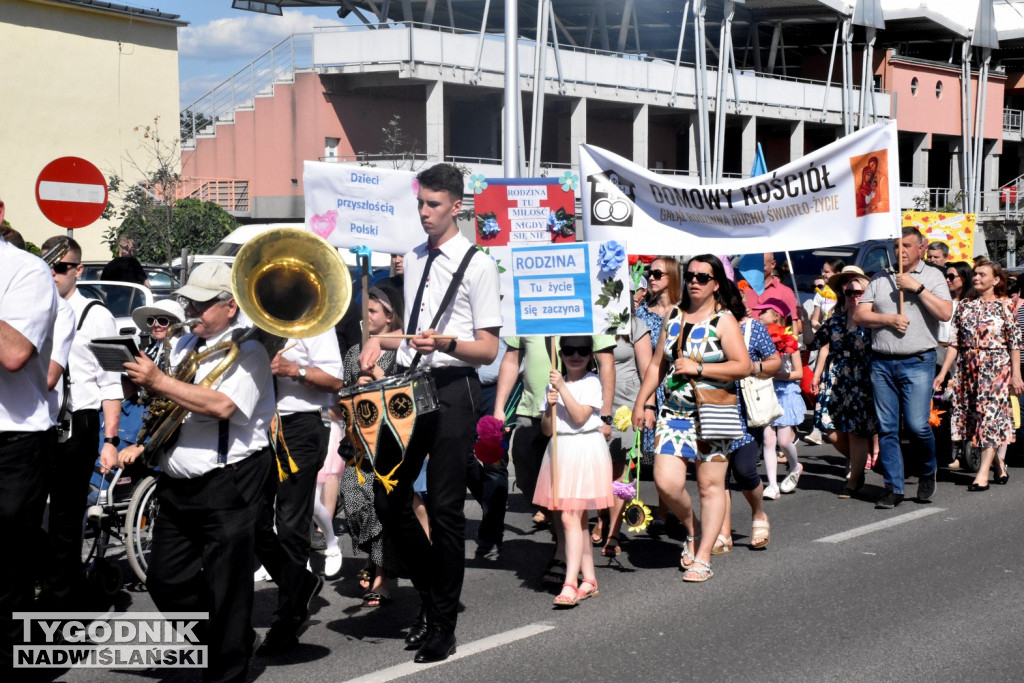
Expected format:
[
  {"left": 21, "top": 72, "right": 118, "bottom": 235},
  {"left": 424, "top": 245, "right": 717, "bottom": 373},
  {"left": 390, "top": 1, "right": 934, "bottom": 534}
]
[
  {"left": 122, "top": 261, "right": 275, "bottom": 683},
  {"left": 359, "top": 163, "right": 502, "bottom": 663}
]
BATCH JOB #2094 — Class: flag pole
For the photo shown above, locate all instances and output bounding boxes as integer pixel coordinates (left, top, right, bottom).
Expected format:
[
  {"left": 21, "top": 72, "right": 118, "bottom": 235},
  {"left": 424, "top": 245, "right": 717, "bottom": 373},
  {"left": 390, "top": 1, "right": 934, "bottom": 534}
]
[{"left": 550, "top": 340, "right": 559, "bottom": 510}]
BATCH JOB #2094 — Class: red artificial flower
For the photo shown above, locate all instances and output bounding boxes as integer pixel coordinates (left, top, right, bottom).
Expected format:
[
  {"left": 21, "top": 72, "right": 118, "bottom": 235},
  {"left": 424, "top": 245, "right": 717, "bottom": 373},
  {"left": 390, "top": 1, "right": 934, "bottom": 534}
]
[
  {"left": 737, "top": 280, "right": 751, "bottom": 292},
  {"left": 766, "top": 323, "right": 798, "bottom": 354},
  {"left": 474, "top": 415, "right": 505, "bottom": 465}
]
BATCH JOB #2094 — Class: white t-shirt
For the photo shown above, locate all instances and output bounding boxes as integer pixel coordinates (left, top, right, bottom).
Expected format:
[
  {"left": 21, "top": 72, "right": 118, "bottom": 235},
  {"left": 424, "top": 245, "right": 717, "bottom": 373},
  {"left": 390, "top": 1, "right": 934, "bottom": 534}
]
[
  {"left": 160, "top": 323, "right": 275, "bottom": 479},
  {"left": 48, "top": 297, "right": 76, "bottom": 423},
  {"left": 397, "top": 232, "right": 503, "bottom": 369},
  {"left": 275, "top": 330, "right": 343, "bottom": 415},
  {"left": 0, "top": 239, "right": 58, "bottom": 432},
  {"left": 67, "top": 289, "right": 123, "bottom": 412},
  {"left": 541, "top": 372, "right": 604, "bottom": 434}
]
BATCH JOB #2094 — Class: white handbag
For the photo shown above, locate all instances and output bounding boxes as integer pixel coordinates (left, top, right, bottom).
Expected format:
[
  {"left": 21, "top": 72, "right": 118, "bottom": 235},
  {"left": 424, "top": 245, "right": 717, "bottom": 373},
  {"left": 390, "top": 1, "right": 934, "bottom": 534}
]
[{"left": 739, "top": 321, "right": 784, "bottom": 428}]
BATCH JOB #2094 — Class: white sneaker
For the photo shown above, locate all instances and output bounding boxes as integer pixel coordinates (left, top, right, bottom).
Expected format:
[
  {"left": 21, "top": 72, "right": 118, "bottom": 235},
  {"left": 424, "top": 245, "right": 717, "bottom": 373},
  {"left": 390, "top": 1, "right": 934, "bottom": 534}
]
[
  {"left": 762, "top": 484, "right": 781, "bottom": 500},
  {"left": 780, "top": 465, "right": 803, "bottom": 494},
  {"left": 253, "top": 565, "right": 272, "bottom": 583},
  {"left": 802, "top": 429, "right": 823, "bottom": 446},
  {"left": 324, "top": 541, "right": 343, "bottom": 579}
]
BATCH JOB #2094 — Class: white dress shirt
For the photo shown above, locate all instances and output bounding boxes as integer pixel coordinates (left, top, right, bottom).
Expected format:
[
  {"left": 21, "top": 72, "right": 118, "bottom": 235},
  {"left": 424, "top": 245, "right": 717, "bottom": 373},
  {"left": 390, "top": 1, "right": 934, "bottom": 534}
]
[
  {"left": 160, "top": 322, "right": 275, "bottom": 479},
  {"left": 397, "top": 232, "right": 502, "bottom": 369},
  {"left": 0, "top": 239, "right": 58, "bottom": 432},
  {"left": 275, "top": 330, "right": 343, "bottom": 415},
  {"left": 67, "top": 289, "right": 123, "bottom": 412},
  {"left": 48, "top": 297, "right": 76, "bottom": 423}
]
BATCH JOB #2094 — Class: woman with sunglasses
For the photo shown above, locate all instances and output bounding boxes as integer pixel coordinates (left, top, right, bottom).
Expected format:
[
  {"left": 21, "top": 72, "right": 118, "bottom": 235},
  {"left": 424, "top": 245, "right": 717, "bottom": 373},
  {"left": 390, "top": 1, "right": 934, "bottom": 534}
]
[
  {"left": 131, "top": 299, "right": 188, "bottom": 368},
  {"left": 809, "top": 266, "right": 878, "bottom": 496},
  {"left": 933, "top": 261, "right": 974, "bottom": 468},
  {"left": 634, "top": 257, "right": 681, "bottom": 532},
  {"left": 936, "top": 262, "right": 1023, "bottom": 490},
  {"left": 633, "top": 255, "right": 752, "bottom": 582}
]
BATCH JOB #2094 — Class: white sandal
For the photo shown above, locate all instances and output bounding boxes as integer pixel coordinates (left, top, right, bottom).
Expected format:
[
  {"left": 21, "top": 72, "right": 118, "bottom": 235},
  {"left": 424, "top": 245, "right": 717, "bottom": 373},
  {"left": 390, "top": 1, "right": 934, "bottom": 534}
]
[{"left": 682, "top": 559, "right": 713, "bottom": 583}]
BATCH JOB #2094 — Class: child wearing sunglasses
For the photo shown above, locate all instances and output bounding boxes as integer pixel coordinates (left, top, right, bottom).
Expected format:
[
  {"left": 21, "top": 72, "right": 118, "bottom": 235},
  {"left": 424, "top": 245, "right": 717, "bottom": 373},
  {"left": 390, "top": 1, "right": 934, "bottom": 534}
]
[{"left": 534, "top": 336, "right": 614, "bottom": 608}]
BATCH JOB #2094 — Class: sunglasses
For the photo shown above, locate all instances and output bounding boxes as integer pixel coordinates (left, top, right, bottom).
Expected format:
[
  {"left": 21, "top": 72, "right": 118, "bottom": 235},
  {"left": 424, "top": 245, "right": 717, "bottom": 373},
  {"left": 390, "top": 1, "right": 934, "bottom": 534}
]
[
  {"left": 146, "top": 316, "right": 173, "bottom": 327},
  {"left": 648, "top": 269, "right": 666, "bottom": 281},
  {"left": 945, "top": 273, "right": 959, "bottom": 281},
  {"left": 683, "top": 272, "right": 714, "bottom": 285},
  {"left": 844, "top": 288, "right": 864, "bottom": 297},
  {"left": 181, "top": 298, "right": 219, "bottom": 315},
  {"left": 560, "top": 345, "right": 592, "bottom": 357},
  {"left": 52, "top": 262, "right": 80, "bottom": 274}
]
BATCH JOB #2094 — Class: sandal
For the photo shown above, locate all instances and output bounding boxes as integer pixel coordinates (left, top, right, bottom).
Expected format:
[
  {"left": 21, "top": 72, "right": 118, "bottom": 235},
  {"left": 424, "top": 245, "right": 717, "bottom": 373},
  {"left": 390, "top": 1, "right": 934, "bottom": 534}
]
[
  {"left": 553, "top": 583, "right": 579, "bottom": 607},
  {"left": 601, "top": 536, "right": 621, "bottom": 557},
  {"left": 360, "top": 591, "right": 392, "bottom": 608},
  {"left": 356, "top": 567, "right": 373, "bottom": 591},
  {"left": 710, "top": 534, "right": 733, "bottom": 555},
  {"left": 542, "top": 559, "right": 567, "bottom": 585},
  {"left": 680, "top": 535, "right": 698, "bottom": 569},
  {"left": 590, "top": 519, "right": 604, "bottom": 545},
  {"left": 577, "top": 578, "right": 599, "bottom": 600},
  {"left": 682, "top": 559, "right": 714, "bottom": 583},
  {"left": 750, "top": 516, "right": 770, "bottom": 549}
]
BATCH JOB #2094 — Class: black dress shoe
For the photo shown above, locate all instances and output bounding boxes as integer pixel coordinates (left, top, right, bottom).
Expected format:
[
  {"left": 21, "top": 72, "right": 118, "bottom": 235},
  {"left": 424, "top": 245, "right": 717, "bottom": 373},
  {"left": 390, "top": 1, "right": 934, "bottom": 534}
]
[
  {"left": 414, "top": 626, "right": 456, "bottom": 663},
  {"left": 404, "top": 610, "right": 429, "bottom": 648},
  {"left": 258, "top": 622, "right": 299, "bottom": 655},
  {"left": 967, "top": 482, "right": 990, "bottom": 492}
]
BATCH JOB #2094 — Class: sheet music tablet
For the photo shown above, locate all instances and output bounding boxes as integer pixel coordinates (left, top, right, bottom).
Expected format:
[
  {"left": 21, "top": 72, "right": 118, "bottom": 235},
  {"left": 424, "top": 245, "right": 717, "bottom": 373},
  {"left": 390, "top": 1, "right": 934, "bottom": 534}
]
[{"left": 87, "top": 336, "right": 142, "bottom": 373}]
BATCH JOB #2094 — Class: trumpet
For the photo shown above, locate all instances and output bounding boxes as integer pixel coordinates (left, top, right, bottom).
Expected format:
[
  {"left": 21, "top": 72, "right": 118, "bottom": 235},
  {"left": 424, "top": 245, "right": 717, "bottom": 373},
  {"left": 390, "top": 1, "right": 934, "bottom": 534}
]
[{"left": 137, "top": 228, "right": 351, "bottom": 466}]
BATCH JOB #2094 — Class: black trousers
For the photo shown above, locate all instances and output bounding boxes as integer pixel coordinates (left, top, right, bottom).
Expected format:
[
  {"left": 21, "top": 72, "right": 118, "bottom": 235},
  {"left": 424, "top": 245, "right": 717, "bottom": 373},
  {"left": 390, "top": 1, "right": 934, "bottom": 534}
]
[
  {"left": 509, "top": 416, "right": 549, "bottom": 505},
  {"left": 465, "top": 381, "right": 508, "bottom": 545},
  {"left": 147, "top": 448, "right": 270, "bottom": 683},
  {"left": 254, "top": 411, "right": 327, "bottom": 620},
  {"left": 41, "top": 408, "right": 99, "bottom": 607},
  {"left": 373, "top": 367, "right": 480, "bottom": 634},
  {"left": 0, "top": 429, "right": 54, "bottom": 671}
]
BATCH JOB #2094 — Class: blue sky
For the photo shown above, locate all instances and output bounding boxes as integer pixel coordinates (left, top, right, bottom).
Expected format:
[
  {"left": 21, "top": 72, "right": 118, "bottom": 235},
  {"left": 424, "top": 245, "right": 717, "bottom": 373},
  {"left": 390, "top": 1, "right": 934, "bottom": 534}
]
[{"left": 164, "top": 1, "right": 352, "bottom": 106}]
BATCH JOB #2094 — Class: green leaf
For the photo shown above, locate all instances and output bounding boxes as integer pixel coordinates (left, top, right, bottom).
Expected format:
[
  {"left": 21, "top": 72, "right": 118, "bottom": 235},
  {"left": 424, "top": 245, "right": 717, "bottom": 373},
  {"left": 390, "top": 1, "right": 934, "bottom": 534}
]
[{"left": 596, "top": 295, "right": 610, "bottom": 307}]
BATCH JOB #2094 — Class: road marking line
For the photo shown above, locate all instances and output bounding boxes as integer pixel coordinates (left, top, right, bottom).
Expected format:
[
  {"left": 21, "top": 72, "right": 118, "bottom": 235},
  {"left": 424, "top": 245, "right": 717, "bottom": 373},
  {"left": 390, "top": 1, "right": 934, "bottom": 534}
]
[
  {"left": 341, "top": 621, "right": 556, "bottom": 683},
  {"left": 814, "top": 507, "right": 946, "bottom": 544}
]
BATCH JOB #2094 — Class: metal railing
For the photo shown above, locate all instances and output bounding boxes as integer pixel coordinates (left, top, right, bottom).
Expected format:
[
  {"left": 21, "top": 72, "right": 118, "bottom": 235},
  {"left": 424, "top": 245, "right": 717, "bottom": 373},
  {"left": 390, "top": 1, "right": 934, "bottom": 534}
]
[
  {"left": 177, "top": 177, "right": 250, "bottom": 213},
  {"left": 1005, "top": 108, "right": 1022, "bottom": 135},
  {"left": 181, "top": 33, "right": 314, "bottom": 148}
]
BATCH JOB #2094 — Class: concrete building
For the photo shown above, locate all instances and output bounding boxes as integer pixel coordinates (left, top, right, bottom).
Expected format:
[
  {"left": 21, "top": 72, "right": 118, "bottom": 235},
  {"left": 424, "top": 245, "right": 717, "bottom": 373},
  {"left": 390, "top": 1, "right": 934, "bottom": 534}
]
[
  {"left": 181, "top": 1, "right": 1024, "bottom": 258},
  {"left": 0, "top": 0, "right": 184, "bottom": 258}
]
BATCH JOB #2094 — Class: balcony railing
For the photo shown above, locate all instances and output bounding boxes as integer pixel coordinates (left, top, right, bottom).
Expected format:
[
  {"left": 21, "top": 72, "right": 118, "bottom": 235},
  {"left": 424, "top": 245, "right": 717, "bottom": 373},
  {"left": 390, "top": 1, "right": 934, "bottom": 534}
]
[
  {"left": 178, "top": 177, "right": 250, "bottom": 213},
  {"left": 1005, "top": 108, "right": 1022, "bottom": 135}
]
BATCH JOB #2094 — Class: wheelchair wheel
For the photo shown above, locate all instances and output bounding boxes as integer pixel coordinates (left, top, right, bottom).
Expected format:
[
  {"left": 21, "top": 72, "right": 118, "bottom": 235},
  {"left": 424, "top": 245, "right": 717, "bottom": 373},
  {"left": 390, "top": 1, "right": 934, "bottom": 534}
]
[
  {"left": 955, "top": 441, "right": 983, "bottom": 473},
  {"left": 125, "top": 476, "right": 159, "bottom": 584}
]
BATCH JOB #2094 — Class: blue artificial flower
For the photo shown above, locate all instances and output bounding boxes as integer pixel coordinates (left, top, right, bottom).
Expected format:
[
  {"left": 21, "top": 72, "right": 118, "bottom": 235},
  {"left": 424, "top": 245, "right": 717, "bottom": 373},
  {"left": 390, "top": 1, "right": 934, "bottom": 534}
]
[
  {"left": 559, "top": 171, "right": 579, "bottom": 193},
  {"left": 483, "top": 217, "right": 500, "bottom": 236},
  {"left": 469, "top": 174, "right": 488, "bottom": 194},
  {"left": 597, "top": 240, "right": 626, "bottom": 273}
]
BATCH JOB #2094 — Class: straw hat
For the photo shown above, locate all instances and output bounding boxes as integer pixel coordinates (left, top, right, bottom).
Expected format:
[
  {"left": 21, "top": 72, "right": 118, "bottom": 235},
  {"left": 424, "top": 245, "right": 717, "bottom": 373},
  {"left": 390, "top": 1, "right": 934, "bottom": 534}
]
[{"left": 827, "top": 265, "right": 869, "bottom": 292}]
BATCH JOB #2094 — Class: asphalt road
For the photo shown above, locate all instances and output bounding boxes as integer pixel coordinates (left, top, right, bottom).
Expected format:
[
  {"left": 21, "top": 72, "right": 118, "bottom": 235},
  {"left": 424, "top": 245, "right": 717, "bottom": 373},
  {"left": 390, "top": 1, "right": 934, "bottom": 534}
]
[{"left": 47, "top": 442, "right": 1024, "bottom": 682}]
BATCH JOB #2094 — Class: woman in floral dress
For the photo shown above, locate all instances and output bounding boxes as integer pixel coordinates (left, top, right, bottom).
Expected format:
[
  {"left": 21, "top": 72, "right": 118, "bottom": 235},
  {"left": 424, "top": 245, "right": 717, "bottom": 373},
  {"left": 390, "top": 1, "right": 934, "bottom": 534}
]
[
  {"left": 935, "top": 262, "right": 1024, "bottom": 490},
  {"left": 810, "top": 267, "right": 878, "bottom": 496}
]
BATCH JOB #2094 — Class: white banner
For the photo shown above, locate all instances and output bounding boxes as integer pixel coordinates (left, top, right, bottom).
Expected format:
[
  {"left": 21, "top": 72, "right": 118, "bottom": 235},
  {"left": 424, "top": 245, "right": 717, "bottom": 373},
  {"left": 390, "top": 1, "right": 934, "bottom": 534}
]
[
  {"left": 303, "top": 161, "right": 422, "bottom": 254},
  {"left": 580, "top": 121, "right": 902, "bottom": 254}
]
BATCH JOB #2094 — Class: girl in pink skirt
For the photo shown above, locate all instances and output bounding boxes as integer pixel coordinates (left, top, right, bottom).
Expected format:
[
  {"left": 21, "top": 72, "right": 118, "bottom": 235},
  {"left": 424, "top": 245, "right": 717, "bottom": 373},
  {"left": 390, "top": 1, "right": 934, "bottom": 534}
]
[{"left": 534, "top": 336, "right": 615, "bottom": 607}]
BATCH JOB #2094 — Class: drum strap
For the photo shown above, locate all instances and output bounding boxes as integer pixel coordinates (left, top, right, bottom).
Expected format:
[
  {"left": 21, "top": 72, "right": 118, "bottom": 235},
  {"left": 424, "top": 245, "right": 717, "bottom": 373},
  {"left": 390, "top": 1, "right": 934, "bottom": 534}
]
[{"left": 408, "top": 246, "right": 478, "bottom": 371}]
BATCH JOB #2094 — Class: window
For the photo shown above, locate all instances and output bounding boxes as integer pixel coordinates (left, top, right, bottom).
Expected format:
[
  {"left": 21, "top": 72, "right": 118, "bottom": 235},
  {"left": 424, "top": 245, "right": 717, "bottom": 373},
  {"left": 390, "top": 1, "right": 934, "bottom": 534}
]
[
  {"left": 862, "top": 247, "right": 892, "bottom": 277},
  {"left": 935, "top": 80, "right": 943, "bottom": 99},
  {"left": 324, "top": 137, "right": 340, "bottom": 160},
  {"left": 910, "top": 77, "right": 918, "bottom": 96}
]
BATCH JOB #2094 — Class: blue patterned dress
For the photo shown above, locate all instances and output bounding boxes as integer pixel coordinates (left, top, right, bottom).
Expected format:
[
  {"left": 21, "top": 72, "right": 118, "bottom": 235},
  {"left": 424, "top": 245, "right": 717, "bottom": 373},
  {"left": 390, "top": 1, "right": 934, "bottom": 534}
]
[
  {"left": 635, "top": 301, "right": 666, "bottom": 455},
  {"left": 654, "top": 308, "right": 745, "bottom": 461},
  {"left": 810, "top": 311, "right": 878, "bottom": 436}
]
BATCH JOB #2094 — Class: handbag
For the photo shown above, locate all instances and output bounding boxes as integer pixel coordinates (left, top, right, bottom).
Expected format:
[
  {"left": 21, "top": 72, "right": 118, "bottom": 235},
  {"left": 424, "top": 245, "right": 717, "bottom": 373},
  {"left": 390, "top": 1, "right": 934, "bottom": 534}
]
[
  {"left": 677, "top": 315, "right": 745, "bottom": 441},
  {"left": 739, "top": 321, "right": 783, "bottom": 428}
]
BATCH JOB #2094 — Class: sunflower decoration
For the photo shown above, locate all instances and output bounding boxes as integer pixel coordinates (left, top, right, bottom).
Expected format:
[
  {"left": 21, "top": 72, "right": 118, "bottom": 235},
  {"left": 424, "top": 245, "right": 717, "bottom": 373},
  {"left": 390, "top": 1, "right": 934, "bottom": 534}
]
[
  {"left": 623, "top": 499, "right": 654, "bottom": 532},
  {"left": 928, "top": 400, "right": 945, "bottom": 427},
  {"left": 613, "top": 405, "right": 633, "bottom": 432}
]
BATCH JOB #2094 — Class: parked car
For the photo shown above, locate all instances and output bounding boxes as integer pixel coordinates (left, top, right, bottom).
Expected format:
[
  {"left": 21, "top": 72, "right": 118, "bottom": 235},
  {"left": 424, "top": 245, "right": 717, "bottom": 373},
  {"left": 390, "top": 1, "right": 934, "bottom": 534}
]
[
  {"left": 785, "top": 240, "right": 897, "bottom": 304},
  {"left": 80, "top": 262, "right": 179, "bottom": 301},
  {"left": 77, "top": 281, "right": 154, "bottom": 337}
]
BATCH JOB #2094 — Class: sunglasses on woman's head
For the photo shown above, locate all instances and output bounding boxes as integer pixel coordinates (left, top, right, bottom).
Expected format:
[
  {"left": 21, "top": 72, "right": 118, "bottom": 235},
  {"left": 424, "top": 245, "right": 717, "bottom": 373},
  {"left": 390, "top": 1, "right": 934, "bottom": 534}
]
[
  {"left": 146, "top": 316, "right": 172, "bottom": 327},
  {"left": 683, "top": 272, "right": 714, "bottom": 284},
  {"left": 560, "top": 345, "right": 592, "bottom": 357},
  {"left": 648, "top": 269, "right": 665, "bottom": 280},
  {"left": 52, "top": 262, "right": 79, "bottom": 275}
]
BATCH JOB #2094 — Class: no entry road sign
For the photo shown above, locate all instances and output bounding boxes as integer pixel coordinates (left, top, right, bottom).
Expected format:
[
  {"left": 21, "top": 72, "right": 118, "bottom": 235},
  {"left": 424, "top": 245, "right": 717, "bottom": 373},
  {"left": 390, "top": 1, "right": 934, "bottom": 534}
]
[{"left": 35, "top": 156, "right": 108, "bottom": 229}]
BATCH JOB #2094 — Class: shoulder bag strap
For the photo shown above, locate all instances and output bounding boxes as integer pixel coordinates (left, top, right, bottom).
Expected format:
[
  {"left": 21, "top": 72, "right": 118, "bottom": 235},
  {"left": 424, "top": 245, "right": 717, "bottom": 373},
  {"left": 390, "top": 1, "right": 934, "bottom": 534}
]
[
  {"left": 76, "top": 300, "right": 101, "bottom": 331},
  {"left": 408, "top": 246, "right": 478, "bottom": 371}
]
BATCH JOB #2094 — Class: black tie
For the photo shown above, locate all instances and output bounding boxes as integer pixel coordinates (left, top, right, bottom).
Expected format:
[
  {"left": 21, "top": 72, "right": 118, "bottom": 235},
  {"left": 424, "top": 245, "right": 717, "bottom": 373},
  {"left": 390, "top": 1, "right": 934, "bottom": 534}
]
[{"left": 406, "top": 248, "right": 441, "bottom": 334}]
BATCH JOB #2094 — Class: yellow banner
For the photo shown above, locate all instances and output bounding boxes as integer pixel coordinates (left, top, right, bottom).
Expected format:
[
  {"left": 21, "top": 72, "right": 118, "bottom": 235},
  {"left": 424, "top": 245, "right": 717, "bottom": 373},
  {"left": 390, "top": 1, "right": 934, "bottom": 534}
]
[{"left": 902, "top": 211, "right": 976, "bottom": 265}]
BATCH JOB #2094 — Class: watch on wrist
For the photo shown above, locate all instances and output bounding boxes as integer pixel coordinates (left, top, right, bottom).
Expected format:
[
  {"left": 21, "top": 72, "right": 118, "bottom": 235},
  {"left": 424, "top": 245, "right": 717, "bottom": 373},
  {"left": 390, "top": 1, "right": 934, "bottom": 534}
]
[
  {"left": 914, "top": 284, "right": 926, "bottom": 295},
  {"left": 446, "top": 338, "right": 458, "bottom": 354},
  {"left": 696, "top": 363, "right": 704, "bottom": 378},
  {"left": 103, "top": 436, "right": 120, "bottom": 448},
  {"left": 297, "top": 365, "right": 307, "bottom": 381},
  {"left": 600, "top": 415, "right": 613, "bottom": 425}
]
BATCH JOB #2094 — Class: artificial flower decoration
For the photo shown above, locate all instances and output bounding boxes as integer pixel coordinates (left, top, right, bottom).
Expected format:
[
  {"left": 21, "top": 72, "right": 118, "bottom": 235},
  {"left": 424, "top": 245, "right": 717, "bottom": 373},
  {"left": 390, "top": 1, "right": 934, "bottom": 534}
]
[
  {"left": 474, "top": 415, "right": 505, "bottom": 464},
  {"left": 546, "top": 207, "right": 576, "bottom": 237},
  {"left": 559, "top": 170, "right": 579, "bottom": 193},
  {"left": 623, "top": 499, "right": 654, "bottom": 533},
  {"left": 737, "top": 279, "right": 751, "bottom": 292},
  {"left": 928, "top": 400, "right": 945, "bottom": 427},
  {"left": 468, "top": 174, "right": 488, "bottom": 194},
  {"left": 475, "top": 212, "right": 501, "bottom": 240},
  {"left": 612, "top": 480, "right": 636, "bottom": 501},
  {"left": 597, "top": 241, "right": 627, "bottom": 274},
  {"left": 766, "top": 323, "right": 799, "bottom": 355},
  {"left": 816, "top": 284, "right": 837, "bottom": 301},
  {"left": 613, "top": 405, "right": 633, "bottom": 432}
]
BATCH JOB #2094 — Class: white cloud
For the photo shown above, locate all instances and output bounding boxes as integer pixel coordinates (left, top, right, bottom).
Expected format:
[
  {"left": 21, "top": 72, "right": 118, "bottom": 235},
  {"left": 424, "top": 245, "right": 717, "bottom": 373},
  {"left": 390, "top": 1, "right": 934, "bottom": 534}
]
[{"left": 179, "top": 10, "right": 344, "bottom": 62}]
